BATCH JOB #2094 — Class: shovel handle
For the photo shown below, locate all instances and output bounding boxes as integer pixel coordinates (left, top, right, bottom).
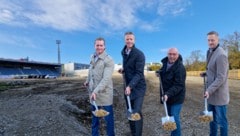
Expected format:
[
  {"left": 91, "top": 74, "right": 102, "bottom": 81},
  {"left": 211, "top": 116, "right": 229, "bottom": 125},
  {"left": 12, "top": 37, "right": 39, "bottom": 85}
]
[
  {"left": 203, "top": 76, "right": 207, "bottom": 92},
  {"left": 127, "top": 95, "right": 132, "bottom": 112},
  {"left": 122, "top": 73, "right": 133, "bottom": 113},
  {"left": 158, "top": 71, "right": 169, "bottom": 117},
  {"left": 204, "top": 98, "right": 208, "bottom": 112},
  {"left": 92, "top": 100, "right": 99, "bottom": 111},
  {"left": 203, "top": 76, "right": 208, "bottom": 112},
  {"left": 163, "top": 101, "right": 169, "bottom": 117}
]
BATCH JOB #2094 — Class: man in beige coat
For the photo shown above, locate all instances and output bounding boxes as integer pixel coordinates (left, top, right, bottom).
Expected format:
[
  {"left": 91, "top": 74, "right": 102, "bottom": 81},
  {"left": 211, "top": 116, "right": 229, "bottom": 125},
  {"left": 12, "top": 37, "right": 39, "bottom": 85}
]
[
  {"left": 201, "top": 31, "right": 229, "bottom": 136},
  {"left": 84, "top": 37, "right": 115, "bottom": 136}
]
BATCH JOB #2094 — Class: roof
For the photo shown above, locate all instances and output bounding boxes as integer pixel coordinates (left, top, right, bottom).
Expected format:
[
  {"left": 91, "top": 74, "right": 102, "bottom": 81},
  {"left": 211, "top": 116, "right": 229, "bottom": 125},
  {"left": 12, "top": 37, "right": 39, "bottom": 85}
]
[{"left": 0, "top": 58, "right": 61, "bottom": 66}]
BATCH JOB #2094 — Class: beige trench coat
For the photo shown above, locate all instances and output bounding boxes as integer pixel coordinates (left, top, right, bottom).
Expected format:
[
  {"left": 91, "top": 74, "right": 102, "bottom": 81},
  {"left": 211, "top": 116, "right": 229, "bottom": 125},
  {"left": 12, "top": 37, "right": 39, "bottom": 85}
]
[{"left": 86, "top": 51, "right": 114, "bottom": 106}]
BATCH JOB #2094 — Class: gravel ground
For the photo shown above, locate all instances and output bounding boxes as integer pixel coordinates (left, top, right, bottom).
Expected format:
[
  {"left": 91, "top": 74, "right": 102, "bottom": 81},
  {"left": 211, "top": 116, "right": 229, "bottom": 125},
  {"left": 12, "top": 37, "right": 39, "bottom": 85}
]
[{"left": 0, "top": 74, "right": 239, "bottom": 136}]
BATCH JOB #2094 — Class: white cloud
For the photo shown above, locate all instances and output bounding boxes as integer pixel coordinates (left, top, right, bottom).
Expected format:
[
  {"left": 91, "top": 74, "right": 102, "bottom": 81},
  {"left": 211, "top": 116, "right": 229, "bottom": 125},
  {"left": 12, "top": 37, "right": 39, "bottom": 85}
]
[
  {"left": 139, "top": 20, "right": 162, "bottom": 32},
  {"left": 0, "top": 33, "right": 38, "bottom": 49},
  {"left": 0, "top": 0, "right": 191, "bottom": 32},
  {"left": 25, "top": 0, "right": 90, "bottom": 31},
  {"left": 0, "top": 9, "right": 14, "bottom": 23},
  {"left": 157, "top": 0, "right": 191, "bottom": 16},
  {"left": 0, "top": 0, "right": 26, "bottom": 26},
  {"left": 98, "top": 1, "right": 137, "bottom": 30},
  {"left": 160, "top": 48, "right": 169, "bottom": 53}
]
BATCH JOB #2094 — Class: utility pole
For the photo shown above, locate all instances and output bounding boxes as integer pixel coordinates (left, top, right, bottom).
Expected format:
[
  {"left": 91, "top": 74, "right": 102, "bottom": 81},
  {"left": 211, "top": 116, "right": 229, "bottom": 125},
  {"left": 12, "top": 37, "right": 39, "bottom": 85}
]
[{"left": 56, "top": 40, "right": 61, "bottom": 64}]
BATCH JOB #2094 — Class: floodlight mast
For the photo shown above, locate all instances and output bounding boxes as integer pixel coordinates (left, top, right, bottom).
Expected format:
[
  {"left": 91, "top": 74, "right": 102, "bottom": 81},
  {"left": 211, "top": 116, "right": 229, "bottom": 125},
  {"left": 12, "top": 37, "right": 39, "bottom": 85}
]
[{"left": 56, "top": 40, "right": 61, "bottom": 64}]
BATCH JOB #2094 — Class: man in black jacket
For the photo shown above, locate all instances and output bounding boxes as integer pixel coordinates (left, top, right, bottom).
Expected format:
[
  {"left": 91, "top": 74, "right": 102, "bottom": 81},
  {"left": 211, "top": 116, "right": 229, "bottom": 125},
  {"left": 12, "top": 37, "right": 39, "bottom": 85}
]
[
  {"left": 157, "top": 48, "right": 186, "bottom": 136},
  {"left": 119, "top": 31, "right": 146, "bottom": 136}
]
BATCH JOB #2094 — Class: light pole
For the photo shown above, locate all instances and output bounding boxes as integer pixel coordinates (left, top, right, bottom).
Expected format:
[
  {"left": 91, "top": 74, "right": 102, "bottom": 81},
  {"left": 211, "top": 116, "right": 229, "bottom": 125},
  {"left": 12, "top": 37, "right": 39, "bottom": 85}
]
[{"left": 56, "top": 40, "right": 61, "bottom": 64}]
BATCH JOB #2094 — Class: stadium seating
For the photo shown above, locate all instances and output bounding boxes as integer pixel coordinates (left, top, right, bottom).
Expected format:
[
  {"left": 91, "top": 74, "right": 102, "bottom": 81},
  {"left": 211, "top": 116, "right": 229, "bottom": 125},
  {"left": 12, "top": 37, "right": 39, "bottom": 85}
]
[{"left": 0, "top": 66, "right": 60, "bottom": 79}]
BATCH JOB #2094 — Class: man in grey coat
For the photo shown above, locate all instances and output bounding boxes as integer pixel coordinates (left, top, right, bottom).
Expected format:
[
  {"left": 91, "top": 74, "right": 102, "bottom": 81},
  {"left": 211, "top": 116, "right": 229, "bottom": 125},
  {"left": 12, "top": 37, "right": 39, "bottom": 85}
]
[
  {"left": 201, "top": 31, "right": 229, "bottom": 136},
  {"left": 84, "top": 37, "right": 115, "bottom": 136}
]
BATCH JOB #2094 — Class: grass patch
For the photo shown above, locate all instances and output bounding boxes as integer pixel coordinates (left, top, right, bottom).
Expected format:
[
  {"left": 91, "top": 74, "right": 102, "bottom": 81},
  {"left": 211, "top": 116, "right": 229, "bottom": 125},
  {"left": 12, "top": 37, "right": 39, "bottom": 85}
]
[{"left": 0, "top": 82, "right": 12, "bottom": 91}]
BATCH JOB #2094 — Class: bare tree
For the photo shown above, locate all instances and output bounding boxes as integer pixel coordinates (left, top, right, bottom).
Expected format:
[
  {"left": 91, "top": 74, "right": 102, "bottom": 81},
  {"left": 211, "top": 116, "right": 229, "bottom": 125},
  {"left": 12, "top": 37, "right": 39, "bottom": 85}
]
[
  {"left": 185, "top": 50, "right": 205, "bottom": 71},
  {"left": 220, "top": 31, "right": 240, "bottom": 69}
]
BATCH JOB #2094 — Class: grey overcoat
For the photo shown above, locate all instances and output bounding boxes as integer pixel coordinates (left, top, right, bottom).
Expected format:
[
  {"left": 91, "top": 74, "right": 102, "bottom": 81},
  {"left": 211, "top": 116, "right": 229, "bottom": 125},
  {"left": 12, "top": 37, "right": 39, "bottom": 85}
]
[{"left": 206, "top": 46, "right": 229, "bottom": 105}]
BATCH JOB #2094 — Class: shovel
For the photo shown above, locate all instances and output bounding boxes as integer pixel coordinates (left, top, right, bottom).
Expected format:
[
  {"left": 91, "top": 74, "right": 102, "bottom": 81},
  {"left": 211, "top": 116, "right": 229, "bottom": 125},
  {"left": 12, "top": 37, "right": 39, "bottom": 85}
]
[
  {"left": 161, "top": 99, "right": 176, "bottom": 131},
  {"left": 158, "top": 72, "right": 176, "bottom": 131},
  {"left": 85, "top": 83, "right": 109, "bottom": 118},
  {"left": 92, "top": 100, "right": 109, "bottom": 117},
  {"left": 126, "top": 95, "right": 141, "bottom": 121},
  {"left": 126, "top": 95, "right": 133, "bottom": 120},
  {"left": 121, "top": 73, "right": 141, "bottom": 121},
  {"left": 199, "top": 75, "right": 213, "bottom": 122},
  {"left": 161, "top": 99, "right": 175, "bottom": 125}
]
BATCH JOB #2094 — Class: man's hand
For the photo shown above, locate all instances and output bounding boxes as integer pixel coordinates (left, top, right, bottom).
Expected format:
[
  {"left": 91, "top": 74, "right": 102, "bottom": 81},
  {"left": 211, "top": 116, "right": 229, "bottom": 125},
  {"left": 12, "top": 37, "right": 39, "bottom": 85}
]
[
  {"left": 83, "top": 82, "right": 89, "bottom": 87},
  {"left": 155, "top": 70, "right": 161, "bottom": 77},
  {"left": 118, "top": 68, "right": 123, "bottom": 74},
  {"left": 200, "top": 72, "right": 207, "bottom": 77},
  {"left": 204, "top": 91, "right": 209, "bottom": 99},
  {"left": 90, "top": 92, "right": 96, "bottom": 100},
  {"left": 125, "top": 86, "right": 131, "bottom": 95},
  {"left": 162, "top": 95, "right": 168, "bottom": 102}
]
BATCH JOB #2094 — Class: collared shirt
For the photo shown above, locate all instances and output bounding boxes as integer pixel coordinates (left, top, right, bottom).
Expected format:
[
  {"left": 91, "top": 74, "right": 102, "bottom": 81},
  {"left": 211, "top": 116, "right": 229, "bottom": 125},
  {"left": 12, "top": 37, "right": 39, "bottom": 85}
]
[
  {"left": 94, "top": 53, "right": 99, "bottom": 62},
  {"left": 207, "top": 44, "right": 219, "bottom": 65},
  {"left": 125, "top": 48, "right": 131, "bottom": 55}
]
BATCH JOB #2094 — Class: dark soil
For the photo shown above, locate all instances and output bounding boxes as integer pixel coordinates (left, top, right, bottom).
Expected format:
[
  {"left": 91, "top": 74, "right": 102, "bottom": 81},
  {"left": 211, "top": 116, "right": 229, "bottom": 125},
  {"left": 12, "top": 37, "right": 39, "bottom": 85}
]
[{"left": 0, "top": 74, "right": 239, "bottom": 136}]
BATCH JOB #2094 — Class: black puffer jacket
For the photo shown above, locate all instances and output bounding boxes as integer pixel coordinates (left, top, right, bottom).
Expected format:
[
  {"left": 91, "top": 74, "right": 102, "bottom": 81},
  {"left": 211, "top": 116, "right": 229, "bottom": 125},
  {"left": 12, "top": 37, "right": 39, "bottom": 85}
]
[
  {"left": 121, "top": 45, "right": 146, "bottom": 100},
  {"left": 159, "top": 55, "right": 186, "bottom": 105}
]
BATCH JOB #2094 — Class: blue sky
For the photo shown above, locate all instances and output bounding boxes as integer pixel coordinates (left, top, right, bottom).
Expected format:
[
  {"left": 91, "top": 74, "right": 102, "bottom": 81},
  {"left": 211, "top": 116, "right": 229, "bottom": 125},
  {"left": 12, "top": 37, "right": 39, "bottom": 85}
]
[{"left": 0, "top": 0, "right": 239, "bottom": 64}]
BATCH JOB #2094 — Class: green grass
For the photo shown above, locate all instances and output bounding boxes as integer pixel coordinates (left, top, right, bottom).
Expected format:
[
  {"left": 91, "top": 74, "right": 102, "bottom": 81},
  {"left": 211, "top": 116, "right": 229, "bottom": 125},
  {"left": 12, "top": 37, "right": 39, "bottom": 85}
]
[{"left": 0, "top": 82, "right": 12, "bottom": 91}]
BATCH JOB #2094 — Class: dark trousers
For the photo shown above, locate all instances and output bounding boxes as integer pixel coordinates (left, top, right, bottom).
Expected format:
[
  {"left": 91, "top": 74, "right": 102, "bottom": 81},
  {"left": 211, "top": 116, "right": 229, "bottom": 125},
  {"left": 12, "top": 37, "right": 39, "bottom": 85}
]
[{"left": 125, "top": 96, "right": 144, "bottom": 136}]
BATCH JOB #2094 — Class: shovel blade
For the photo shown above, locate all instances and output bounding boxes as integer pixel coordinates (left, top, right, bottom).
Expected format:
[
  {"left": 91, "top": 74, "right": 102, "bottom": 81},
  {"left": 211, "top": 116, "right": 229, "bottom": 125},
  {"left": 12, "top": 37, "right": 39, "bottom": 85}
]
[
  {"left": 127, "top": 110, "right": 132, "bottom": 120},
  {"left": 127, "top": 110, "right": 141, "bottom": 121},
  {"left": 128, "top": 114, "right": 141, "bottom": 121},
  {"left": 161, "top": 116, "right": 177, "bottom": 131},
  {"left": 199, "top": 110, "right": 213, "bottom": 122},
  {"left": 200, "top": 110, "right": 213, "bottom": 116},
  {"left": 161, "top": 116, "right": 175, "bottom": 125},
  {"left": 205, "top": 111, "right": 213, "bottom": 116},
  {"left": 92, "top": 110, "right": 109, "bottom": 117}
]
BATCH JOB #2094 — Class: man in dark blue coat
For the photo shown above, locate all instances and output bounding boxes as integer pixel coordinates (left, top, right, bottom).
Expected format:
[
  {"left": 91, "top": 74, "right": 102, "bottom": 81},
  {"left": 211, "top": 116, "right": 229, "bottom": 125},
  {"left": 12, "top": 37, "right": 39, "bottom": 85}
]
[
  {"left": 119, "top": 31, "right": 146, "bottom": 136},
  {"left": 157, "top": 48, "right": 186, "bottom": 136}
]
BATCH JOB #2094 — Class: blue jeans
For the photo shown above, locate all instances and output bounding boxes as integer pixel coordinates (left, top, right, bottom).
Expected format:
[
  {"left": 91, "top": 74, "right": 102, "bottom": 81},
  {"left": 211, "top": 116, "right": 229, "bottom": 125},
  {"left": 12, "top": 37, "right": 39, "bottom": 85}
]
[
  {"left": 208, "top": 104, "right": 228, "bottom": 136},
  {"left": 92, "top": 105, "right": 115, "bottom": 136},
  {"left": 167, "top": 103, "right": 182, "bottom": 136}
]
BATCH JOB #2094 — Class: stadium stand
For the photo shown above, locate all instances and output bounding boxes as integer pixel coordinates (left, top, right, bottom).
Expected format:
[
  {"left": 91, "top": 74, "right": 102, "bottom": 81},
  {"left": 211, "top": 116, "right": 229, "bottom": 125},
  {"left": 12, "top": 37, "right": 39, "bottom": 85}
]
[{"left": 0, "top": 58, "right": 61, "bottom": 79}]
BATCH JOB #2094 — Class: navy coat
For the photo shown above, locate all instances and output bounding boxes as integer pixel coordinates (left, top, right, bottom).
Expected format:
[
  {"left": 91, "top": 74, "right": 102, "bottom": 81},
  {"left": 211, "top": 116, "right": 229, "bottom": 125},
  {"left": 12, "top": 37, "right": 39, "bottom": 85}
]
[
  {"left": 159, "top": 55, "right": 186, "bottom": 105},
  {"left": 121, "top": 45, "right": 146, "bottom": 100}
]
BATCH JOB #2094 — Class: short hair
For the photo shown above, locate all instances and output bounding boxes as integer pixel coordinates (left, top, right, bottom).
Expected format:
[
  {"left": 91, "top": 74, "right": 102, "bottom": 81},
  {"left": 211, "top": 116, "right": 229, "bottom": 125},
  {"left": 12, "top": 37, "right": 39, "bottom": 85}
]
[
  {"left": 125, "top": 31, "right": 134, "bottom": 36},
  {"left": 94, "top": 37, "right": 105, "bottom": 45},
  {"left": 207, "top": 31, "right": 219, "bottom": 36},
  {"left": 168, "top": 47, "right": 179, "bottom": 54}
]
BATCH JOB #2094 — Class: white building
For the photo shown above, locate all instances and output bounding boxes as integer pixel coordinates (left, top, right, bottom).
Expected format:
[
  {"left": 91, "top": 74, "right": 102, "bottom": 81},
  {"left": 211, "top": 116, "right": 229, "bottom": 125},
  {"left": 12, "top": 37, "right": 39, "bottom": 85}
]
[{"left": 63, "top": 62, "right": 89, "bottom": 77}]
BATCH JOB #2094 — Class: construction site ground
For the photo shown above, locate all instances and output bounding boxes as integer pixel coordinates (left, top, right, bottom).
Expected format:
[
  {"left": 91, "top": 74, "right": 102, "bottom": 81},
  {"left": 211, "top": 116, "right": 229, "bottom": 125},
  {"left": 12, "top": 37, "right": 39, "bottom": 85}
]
[{"left": 0, "top": 73, "right": 239, "bottom": 136}]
